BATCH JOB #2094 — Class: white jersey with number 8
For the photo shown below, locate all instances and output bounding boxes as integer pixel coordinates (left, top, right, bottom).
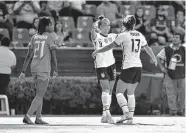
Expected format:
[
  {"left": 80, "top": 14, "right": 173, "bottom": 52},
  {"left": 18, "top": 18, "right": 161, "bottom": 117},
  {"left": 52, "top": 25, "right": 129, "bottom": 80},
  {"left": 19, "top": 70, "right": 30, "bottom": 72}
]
[
  {"left": 93, "top": 33, "right": 117, "bottom": 68},
  {"left": 115, "top": 30, "right": 147, "bottom": 69}
]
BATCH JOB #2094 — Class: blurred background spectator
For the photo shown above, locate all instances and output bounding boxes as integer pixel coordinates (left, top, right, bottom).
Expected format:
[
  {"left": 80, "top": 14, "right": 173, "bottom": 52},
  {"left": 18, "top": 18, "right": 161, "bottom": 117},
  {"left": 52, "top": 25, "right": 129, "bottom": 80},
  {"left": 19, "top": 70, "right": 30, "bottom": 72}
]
[
  {"left": 54, "top": 20, "right": 72, "bottom": 47},
  {"left": 28, "top": 17, "right": 39, "bottom": 36},
  {"left": 150, "top": 8, "right": 172, "bottom": 46},
  {"left": 134, "top": 6, "right": 151, "bottom": 36},
  {"left": 0, "top": 1, "right": 14, "bottom": 40},
  {"left": 13, "top": 0, "right": 40, "bottom": 29},
  {"left": 171, "top": 10, "right": 185, "bottom": 36},
  {"left": 96, "top": 1, "right": 123, "bottom": 28}
]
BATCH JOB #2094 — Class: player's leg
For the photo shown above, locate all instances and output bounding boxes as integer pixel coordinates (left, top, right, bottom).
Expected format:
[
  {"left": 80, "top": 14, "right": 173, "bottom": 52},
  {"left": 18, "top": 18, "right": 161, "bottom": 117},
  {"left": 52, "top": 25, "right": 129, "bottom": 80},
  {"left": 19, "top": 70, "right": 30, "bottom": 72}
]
[
  {"left": 23, "top": 73, "right": 49, "bottom": 124},
  {"left": 126, "top": 67, "right": 141, "bottom": 123},
  {"left": 108, "top": 64, "right": 117, "bottom": 107},
  {"left": 35, "top": 73, "right": 49, "bottom": 124},
  {"left": 96, "top": 67, "right": 113, "bottom": 123}
]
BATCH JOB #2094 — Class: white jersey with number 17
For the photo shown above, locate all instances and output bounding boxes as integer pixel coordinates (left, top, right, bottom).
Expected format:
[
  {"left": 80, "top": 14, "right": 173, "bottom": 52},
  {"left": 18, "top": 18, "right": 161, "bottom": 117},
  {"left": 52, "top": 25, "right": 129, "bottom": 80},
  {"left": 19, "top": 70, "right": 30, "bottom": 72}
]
[
  {"left": 115, "top": 30, "right": 147, "bottom": 69},
  {"left": 92, "top": 33, "right": 117, "bottom": 68}
]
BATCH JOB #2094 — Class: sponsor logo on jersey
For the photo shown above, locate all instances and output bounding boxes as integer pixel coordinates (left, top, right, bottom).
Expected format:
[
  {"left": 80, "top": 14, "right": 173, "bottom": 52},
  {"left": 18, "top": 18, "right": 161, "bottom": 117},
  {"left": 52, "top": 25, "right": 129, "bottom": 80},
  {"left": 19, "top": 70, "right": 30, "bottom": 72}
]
[
  {"left": 104, "top": 38, "right": 108, "bottom": 43},
  {"left": 109, "top": 37, "right": 112, "bottom": 42}
]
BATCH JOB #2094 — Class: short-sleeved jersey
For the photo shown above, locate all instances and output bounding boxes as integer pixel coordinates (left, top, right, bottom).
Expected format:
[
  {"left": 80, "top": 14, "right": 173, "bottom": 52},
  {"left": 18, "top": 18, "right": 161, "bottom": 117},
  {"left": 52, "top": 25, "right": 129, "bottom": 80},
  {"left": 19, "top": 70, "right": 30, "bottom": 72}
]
[
  {"left": 92, "top": 33, "right": 117, "bottom": 68},
  {"left": 29, "top": 32, "right": 57, "bottom": 73},
  {"left": 115, "top": 30, "right": 147, "bottom": 69}
]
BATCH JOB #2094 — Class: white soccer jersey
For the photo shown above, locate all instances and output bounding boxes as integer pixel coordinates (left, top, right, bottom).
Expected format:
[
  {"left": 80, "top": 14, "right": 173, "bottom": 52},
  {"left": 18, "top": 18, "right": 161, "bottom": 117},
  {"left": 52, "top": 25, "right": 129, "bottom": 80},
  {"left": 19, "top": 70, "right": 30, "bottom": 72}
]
[
  {"left": 92, "top": 33, "right": 117, "bottom": 68},
  {"left": 115, "top": 30, "right": 147, "bottom": 69}
]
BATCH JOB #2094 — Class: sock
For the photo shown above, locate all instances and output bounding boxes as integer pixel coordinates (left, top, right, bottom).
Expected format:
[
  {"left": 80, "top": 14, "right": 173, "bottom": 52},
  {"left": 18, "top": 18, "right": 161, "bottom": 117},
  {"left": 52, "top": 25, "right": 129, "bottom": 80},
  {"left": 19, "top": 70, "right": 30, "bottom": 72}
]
[
  {"left": 116, "top": 93, "right": 129, "bottom": 115},
  {"left": 102, "top": 92, "right": 110, "bottom": 115},
  {"left": 127, "top": 95, "right": 135, "bottom": 118},
  {"left": 108, "top": 95, "right": 112, "bottom": 108}
]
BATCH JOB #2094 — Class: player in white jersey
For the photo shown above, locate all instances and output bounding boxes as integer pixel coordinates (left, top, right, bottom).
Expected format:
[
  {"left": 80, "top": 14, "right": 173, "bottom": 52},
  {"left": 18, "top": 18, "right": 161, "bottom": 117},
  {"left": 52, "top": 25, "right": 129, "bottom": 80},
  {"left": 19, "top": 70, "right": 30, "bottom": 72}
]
[
  {"left": 91, "top": 17, "right": 117, "bottom": 124},
  {"left": 92, "top": 15, "right": 157, "bottom": 124}
]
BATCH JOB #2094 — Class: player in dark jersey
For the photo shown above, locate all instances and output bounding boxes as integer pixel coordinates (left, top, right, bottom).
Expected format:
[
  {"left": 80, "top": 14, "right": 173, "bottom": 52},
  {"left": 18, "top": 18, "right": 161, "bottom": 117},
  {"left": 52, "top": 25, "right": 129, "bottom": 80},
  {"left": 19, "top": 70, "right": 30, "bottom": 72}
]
[{"left": 19, "top": 17, "right": 58, "bottom": 124}]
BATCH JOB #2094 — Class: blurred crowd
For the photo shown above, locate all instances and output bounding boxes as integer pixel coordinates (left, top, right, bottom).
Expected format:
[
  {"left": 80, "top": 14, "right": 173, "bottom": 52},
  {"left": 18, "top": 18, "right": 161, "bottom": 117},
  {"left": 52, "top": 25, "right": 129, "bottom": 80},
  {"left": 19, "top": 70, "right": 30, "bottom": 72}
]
[{"left": 0, "top": 0, "right": 185, "bottom": 47}]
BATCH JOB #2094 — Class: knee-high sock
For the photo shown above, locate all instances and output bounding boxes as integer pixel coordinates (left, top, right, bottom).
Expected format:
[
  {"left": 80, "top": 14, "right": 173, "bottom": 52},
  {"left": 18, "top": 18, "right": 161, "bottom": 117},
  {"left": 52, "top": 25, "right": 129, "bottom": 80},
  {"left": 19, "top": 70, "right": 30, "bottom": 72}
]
[
  {"left": 127, "top": 95, "right": 135, "bottom": 118},
  {"left": 102, "top": 92, "right": 110, "bottom": 116},
  {"left": 116, "top": 93, "right": 129, "bottom": 114}
]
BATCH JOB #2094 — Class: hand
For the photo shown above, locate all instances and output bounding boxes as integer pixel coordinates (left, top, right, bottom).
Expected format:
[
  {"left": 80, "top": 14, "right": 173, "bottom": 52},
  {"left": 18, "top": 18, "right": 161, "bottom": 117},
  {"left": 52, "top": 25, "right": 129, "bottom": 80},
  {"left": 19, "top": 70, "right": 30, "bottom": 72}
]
[
  {"left": 92, "top": 51, "right": 98, "bottom": 59},
  {"left": 161, "top": 67, "right": 168, "bottom": 74},
  {"left": 19, "top": 72, "right": 25, "bottom": 83},
  {"left": 92, "top": 21, "right": 99, "bottom": 29},
  {"left": 53, "top": 71, "right": 58, "bottom": 78}
]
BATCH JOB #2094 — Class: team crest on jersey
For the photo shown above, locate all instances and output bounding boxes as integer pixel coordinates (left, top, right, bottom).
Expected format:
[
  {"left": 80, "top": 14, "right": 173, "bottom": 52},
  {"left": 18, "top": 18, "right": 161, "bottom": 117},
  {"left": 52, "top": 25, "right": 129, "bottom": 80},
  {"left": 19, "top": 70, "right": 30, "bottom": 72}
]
[
  {"left": 104, "top": 38, "right": 108, "bottom": 43},
  {"left": 101, "top": 72, "right": 105, "bottom": 78},
  {"left": 108, "top": 37, "right": 112, "bottom": 42}
]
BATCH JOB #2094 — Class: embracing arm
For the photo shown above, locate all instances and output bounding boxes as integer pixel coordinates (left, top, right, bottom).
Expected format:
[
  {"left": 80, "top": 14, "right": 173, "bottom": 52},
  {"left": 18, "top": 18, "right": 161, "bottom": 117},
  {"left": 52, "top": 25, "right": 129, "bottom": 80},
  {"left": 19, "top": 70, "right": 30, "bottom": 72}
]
[{"left": 96, "top": 41, "right": 117, "bottom": 53}]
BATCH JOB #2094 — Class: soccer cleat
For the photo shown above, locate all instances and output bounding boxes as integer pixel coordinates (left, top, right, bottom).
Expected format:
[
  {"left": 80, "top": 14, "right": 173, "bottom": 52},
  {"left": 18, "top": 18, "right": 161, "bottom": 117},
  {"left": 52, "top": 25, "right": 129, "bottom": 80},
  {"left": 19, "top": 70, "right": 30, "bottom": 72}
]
[
  {"left": 101, "top": 116, "right": 108, "bottom": 123},
  {"left": 106, "top": 114, "right": 115, "bottom": 124},
  {"left": 35, "top": 118, "right": 49, "bottom": 125},
  {"left": 116, "top": 115, "right": 133, "bottom": 124},
  {"left": 126, "top": 118, "right": 133, "bottom": 124},
  {"left": 23, "top": 115, "right": 34, "bottom": 124}
]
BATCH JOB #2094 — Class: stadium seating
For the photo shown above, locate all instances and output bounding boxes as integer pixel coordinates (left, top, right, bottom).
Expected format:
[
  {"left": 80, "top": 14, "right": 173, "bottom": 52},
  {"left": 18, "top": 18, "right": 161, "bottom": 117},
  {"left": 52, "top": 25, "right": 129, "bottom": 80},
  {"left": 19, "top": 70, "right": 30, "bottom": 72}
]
[
  {"left": 84, "top": 4, "right": 97, "bottom": 16},
  {"left": 77, "top": 16, "right": 93, "bottom": 30},
  {"left": 0, "top": 28, "right": 10, "bottom": 39},
  {"left": 6, "top": 3, "right": 14, "bottom": 15},
  {"left": 59, "top": 17, "right": 75, "bottom": 31},
  {"left": 119, "top": 5, "right": 136, "bottom": 17},
  {"left": 72, "top": 28, "right": 91, "bottom": 46},
  {"left": 12, "top": 28, "right": 30, "bottom": 46}
]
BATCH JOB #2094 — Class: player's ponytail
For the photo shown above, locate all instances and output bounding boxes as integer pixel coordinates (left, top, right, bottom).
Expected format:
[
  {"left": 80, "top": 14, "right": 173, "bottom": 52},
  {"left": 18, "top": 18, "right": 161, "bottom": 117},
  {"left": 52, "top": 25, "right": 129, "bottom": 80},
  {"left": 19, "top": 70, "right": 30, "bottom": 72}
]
[{"left": 38, "top": 17, "right": 52, "bottom": 35}]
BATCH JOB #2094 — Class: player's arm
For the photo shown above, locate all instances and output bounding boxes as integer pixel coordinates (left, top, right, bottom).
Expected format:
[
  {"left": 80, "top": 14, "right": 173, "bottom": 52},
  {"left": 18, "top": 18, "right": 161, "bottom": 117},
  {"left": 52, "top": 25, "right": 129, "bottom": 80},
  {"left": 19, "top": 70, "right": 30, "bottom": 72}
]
[
  {"left": 51, "top": 49, "right": 58, "bottom": 73},
  {"left": 91, "top": 21, "right": 99, "bottom": 40},
  {"left": 21, "top": 39, "right": 34, "bottom": 73},
  {"left": 97, "top": 41, "right": 117, "bottom": 53},
  {"left": 48, "top": 35, "right": 58, "bottom": 74},
  {"left": 143, "top": 45, "right": 157, "bottom": 66},
  {"left": 94, "top": 34, "right": 121, "bottom": 53}
]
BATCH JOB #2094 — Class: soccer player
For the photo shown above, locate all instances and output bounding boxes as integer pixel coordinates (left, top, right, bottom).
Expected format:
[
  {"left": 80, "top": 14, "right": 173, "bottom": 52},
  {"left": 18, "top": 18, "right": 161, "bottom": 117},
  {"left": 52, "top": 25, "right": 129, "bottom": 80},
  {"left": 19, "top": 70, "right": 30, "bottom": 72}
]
[
  {"left": 92, "top": 15, "right": 157, "bottom": 124},
  {"left": 91, "top": 17, "right": 117, "bottom": 124},
  {"left": 19, "top": 17, "right": 58, "bottom": 124}
]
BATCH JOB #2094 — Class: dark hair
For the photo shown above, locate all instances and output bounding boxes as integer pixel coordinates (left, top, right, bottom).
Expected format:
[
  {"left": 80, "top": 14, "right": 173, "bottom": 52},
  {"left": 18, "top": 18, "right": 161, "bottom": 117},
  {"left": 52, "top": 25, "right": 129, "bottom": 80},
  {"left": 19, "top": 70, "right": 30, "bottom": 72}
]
[
  {"left": 32, "top": 17, "right": 39, "bottom": 29},
  {"left": 135, "top": 7, "right": 144, "bottom": 18},
  {"left": 38, "top": 17, "right": 52, "bottom": 35},
  {"left": 1, "top": 36, "right": 10, "bottom": 47},
  {"left": 98, "top": 17, "right": 106, "bottom": 28},
  {"left": 123, "top": 15, "right": 136, "bottom": 31},
  {"left": 173, "top": 32, "right": 184, "bottom": 43}
]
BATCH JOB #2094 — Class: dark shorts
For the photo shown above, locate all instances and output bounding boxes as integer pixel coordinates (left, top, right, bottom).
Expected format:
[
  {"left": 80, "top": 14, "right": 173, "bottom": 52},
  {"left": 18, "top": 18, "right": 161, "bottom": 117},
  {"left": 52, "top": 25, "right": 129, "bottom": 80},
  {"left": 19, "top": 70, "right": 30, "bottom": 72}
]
[
  {"left": 96, "top": 64, "right": 116, "bottom": 81},
  {"left": 0, "top": 74, "right": 10, "bottom": 94},
  {"left": 119, "top": 67, "right": 142, "bottom": 84}
]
